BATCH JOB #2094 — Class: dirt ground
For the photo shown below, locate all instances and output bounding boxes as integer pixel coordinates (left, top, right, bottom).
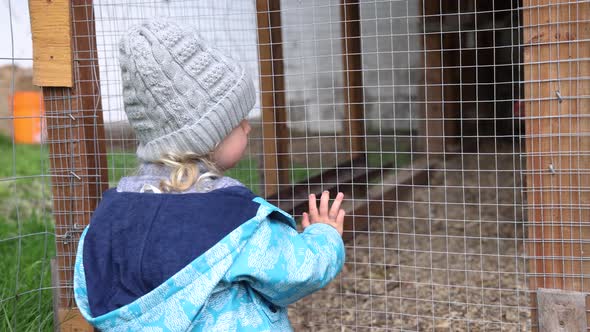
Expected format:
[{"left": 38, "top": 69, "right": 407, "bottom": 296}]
[{"left": 288, "top": 141, "right": 530, "bottom": 331}]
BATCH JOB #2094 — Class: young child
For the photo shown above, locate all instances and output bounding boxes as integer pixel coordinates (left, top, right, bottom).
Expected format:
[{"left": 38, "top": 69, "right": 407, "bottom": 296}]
[{"left": 73, "top": 20, "right": 345, "bottom": 331}]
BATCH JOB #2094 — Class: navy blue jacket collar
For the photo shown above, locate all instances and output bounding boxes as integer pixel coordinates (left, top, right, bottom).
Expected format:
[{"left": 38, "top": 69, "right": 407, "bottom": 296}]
[{"left": 83, "top": 186, "right": 259, "bottom": 316}]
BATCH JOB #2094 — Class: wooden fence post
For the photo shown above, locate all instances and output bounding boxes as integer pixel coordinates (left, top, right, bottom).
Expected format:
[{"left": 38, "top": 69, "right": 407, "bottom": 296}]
[
  {"left": 255, "top": 0, "right": 290, "bottom": 197},
  {"left": 30, "top": 0, "right": 108, "bottom": 330},
  {"left": 522, "top": 1, "right": 590, "bottom": 330},
  {"left": 420, "top": 0, "right": 446, "bottom": 156},
  {"left": 340, "top": 0, "right": 366, "bottom": 163}
]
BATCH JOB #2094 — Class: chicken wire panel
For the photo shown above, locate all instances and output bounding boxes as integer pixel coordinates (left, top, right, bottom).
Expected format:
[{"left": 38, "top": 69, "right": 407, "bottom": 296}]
[
  {"left": 14, "top": 0, "right": 578, "bottom": 330},
  {"left": 90, "top": 0, "right": 530, "bottom": 331},
  {"left": 283, "top": 1, "right": 528, "bottom": 331},
  {"left": 279, "top": 0, "right": 414, "bottom": 199},
  {"left": 93, "top": 0, "right": 368, "bottom": 196},
  {"left": 0, "top": 1, "right": 55, "bottom": 331}
]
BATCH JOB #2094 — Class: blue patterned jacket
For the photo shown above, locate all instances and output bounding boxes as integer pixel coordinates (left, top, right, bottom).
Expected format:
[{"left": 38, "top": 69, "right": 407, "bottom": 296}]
[{"left": 73, "top": 186, "right": 345, "bottom": 331}]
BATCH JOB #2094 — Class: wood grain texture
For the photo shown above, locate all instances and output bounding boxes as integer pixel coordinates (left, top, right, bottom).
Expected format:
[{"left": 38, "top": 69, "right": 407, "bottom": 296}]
[
  {"left": 420, "top": 0, "right": 445, "bottom": 155},
  {"left": 40, "top": 1, "right": 107, "bottom": 330},
  {"left": 340, "top": 0, "right": 366, "bottom": 160},
  {"left": 522, "top": 1, "right": 590, "bottom": 330},
  {"left": 28, "top": 0, "right": 73, "bottom": 87},
  {"left": 256, "top": 0, "right": 290, "bottom": 197}
]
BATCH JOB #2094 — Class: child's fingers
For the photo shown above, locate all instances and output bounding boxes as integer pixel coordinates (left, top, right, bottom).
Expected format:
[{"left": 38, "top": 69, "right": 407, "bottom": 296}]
[
  {"left": 336, "top": 209, "right": 346, "bottom": 234},
  {"left": 319, "top": 191, "right": 330, "bottom": 216},
  {"left": 336, "top": 209, "right": 346, "bottom": 225},
  {"left": 301, "top": 212, "right": 310, "bottom": 229},
  {"left": 329, "top": 192, "right": 344, "bottom": 219},
  {"left": 308, "top": 194, "right": 319, "bottom": 221}
]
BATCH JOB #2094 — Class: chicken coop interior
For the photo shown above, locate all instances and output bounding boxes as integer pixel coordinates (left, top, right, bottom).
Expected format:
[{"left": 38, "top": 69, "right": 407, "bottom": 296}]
[{"left": 0, "top": 0, "right": 589, "bottom": 331}]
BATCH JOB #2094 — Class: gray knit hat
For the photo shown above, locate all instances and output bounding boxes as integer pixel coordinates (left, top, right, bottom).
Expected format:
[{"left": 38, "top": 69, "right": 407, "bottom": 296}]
[{"left": 119, "top": 20, "right": 256, "bottom": 162}]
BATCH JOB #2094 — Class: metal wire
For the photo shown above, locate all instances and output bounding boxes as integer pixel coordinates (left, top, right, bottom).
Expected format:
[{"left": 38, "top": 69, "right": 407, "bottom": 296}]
[
  {"left": 4, "top": 0, "right": 590, "bottom": 331},
  {"left": 0, "top": 1, "right": 54, "bottom": 331}
]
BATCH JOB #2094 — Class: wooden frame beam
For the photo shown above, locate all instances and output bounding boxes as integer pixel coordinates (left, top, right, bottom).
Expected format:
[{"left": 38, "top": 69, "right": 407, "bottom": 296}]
[
  {"left": 341, "top": 0, "right": 366, "bottom": 162},
  {"left": 522, "top": 1, "right": 590, "bottom": 330},
  {"left": 31, "top": 0, "right": 108, "bottom": 330},
  {"left": 256, "top": 0, "right": 290, "bottom": 197},
  {"left": 420, "top": 0, "right": 460, "bottom": 156},
  {"left": 420, "top": 0, "right": 445, "bottom": 155}
]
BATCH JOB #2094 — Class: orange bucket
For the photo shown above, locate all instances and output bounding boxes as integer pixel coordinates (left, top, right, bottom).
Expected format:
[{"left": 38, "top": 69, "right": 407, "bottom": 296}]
[{"left": 12, "top": 91, "right": 45, "bottom": 144}]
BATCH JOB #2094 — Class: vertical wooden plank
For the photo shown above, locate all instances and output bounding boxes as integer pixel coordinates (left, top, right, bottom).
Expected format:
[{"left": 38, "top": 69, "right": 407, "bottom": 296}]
[
  {"left": 420, "top": 0, "right": 462, "bottom": 156},
  {"left": 256, "top": 0, "right": 290, "bottom": 197},
  {"left": 340, "top": 0, "right": 366, "bottom": 162},
  {"left": 28, "top": 0, "right": 73, "bottom": 87},
  {"left": 441, "top": 0, "right": 461, "bottom": 152},
  {"left": 420, "top": 0, "right": 445, "bottom": 156},
  {"left": 34, "top": 0, "right": 108, "bottom": 330},
  {"left": 522, "top": 0, "right": 590, "bottom": 330}
]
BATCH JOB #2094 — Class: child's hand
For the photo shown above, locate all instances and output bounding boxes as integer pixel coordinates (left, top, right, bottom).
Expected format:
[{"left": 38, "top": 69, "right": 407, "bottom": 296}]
[{"left": 302, "top": 191, "right": 345, "bottom": 235}]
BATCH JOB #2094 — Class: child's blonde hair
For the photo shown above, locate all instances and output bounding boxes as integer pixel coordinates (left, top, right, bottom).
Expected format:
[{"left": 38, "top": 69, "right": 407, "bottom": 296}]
[{"left": 155, "top": 152, "right": 221, "bottom": 193}]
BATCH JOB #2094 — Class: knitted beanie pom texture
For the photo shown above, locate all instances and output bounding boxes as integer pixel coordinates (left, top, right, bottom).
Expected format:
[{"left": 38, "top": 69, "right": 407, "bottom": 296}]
[{"left": 119, "top": 20, "right": 256, "bottom": 162}]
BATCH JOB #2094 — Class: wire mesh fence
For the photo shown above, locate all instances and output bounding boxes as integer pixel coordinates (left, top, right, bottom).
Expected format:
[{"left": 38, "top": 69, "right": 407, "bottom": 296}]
[
  {"left": 0, "top": 1, "right": 56, "bottom": 331},
  {"left": 0, "top": 0, "right": 588, "bottom": 331},
  {"left": 90, "top": 1, "right": 529, "bottom": 330}
]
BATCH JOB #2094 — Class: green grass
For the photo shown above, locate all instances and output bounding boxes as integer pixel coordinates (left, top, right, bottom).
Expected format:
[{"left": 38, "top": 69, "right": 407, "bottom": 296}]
[
  {"left": 226, "top": 157, "right": 261, "bottom": 194},
  {"left": 0, "top": 135, "right": 48, "bottom": 178},
  {"left": 107, "top": 151, "right": 138, "bottom": 186},
  {"left": 0, "top": 135, "right": 54, "bottom": 331},
  {"left": 0, "top": 216, "right": 55, "bottom": 332}
]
